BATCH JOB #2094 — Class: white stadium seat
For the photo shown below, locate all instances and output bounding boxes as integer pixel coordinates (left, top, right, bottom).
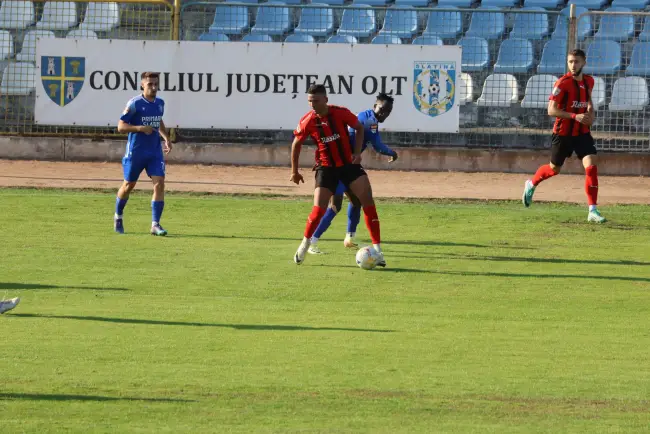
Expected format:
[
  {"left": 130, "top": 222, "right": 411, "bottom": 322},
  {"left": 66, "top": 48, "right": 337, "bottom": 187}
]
[
  {"left": 79, "top": 2, "right": 120, "bottom": 32},
  {"left": 592, "top": 76, "right": 606, "bottom": 109},
  {"left": 521, "top": 74, "right": 558, "bottom": 109},
  {"left": 608, "top": 76, "right": 649, "bottom": 111},
  {"left": 0, "top": 30, "right": 14, "bottom": 60},
  {"left": 36, "top": 2, "right": 78, "bottom": 30},
  {"left": 16, "top": 30, "right": 56, "bottom": 63},
  {"left": 0, "top": 62, "right": 36, "bottom": 95},
  {"left": 0, "top": 1, "right": 35, "bottom": 30},
  {"left": 66, "top": 29, "right": 98, "bottom": 39},
  {"left": 476, "top": 73, "right": 519, "bottom": 107},
  {"left": 459, "top": 72, "right": 473, "bottom": 105}
]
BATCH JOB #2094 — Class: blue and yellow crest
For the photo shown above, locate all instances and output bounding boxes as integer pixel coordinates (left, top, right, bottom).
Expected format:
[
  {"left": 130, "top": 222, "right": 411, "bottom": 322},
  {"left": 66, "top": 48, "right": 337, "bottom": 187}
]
[
  {"left": 413, "top": 61, "right": 456, "bottom": 118},
  {"left": 41, "top": 56, "right": 85, "bottom": 107}
]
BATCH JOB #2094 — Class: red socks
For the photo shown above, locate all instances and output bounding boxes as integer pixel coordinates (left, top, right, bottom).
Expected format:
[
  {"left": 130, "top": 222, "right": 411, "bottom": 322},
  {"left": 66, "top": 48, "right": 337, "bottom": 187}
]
[
  {"left": 532, "top": 164, "right": 558, "bottom": 186},
  {"left": 585, "top": 165, "right": 598, "bottom": 206},
  {"left": 304, "top": 206, "right": 326, "bottom": 238},
  {"left": 363, "top": 206, "right": 381, "bottom": 244}
]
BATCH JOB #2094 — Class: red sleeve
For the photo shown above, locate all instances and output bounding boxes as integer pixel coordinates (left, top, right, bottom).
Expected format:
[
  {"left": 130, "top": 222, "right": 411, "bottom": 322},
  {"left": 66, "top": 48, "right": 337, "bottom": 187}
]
[
  {"left": 339, "top": 107, "right": 361, "bottom": 128},
  {"left": 549, "top": 78, "right": 567, "bottom": 102},
  {"left": 293, "top": 113, "right": 312, "bottom": 142}
]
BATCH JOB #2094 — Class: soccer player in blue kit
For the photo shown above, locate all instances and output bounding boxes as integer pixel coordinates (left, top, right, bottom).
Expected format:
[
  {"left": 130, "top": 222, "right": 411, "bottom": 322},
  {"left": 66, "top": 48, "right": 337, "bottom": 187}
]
[
  {"left": 113, "top": 72, "right": 172, "bottom": 236},
  {"left": 308, "top": 93, "right": 398, "bottom": 255}
]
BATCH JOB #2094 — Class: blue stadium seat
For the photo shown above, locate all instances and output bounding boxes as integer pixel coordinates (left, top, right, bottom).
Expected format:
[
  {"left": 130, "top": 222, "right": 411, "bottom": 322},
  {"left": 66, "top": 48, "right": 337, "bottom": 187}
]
[
  {"left": 198, "top": 32, "right": 230, "bottom": 41},
  {"left": 242, "top": 33, "right": 274, "bottom": 42},
  {"left": 584, "top": 40, "right": 622, "bottom": 74},
  {"left": 465, "top": 7, "right": 505, "bottom": 41},
  {"left": 493, "top": 38, "right": 535, "bottom": 73},
  {"left": 208, "top": 5, "right": 249, "bottom": 35},
  {"left": 294, "top": 4, "right": 334, "bottom": 37},
  {"left": 594, "top": 7, "right": 634, "bottom": 42},
  {"left": 353, "top": 0, "right": 389, "bottom": 5},
  {"left": 459, "top": 37, "right": 489, "bottom": 72},
  {"left": 552, "top": 6, "right": 591, "bottom": 41},
  {"left": 437, "top": 0, "right": 473, "bottom": 6},
  {"left": 225, "top": 0, "right": 259, "bottom": 3},
  {"left": 568, "top": 0, "right": 608, "bottom": 9},
  {"left": 611, "top": 0, "right": 649, "bottom": 9},
  {"left": 510, "top": 7, "right": 549, "bottom": 40},
  {"left": 327, "top": 34, "right": 358, "bottom": 43},
  {"left": 371, "top": 34, "right": 402, "bottom": 44},
  {"left": 395, "top": 0, "right": 429, "bottom": 6},
  {"left": 285, "top": 33, "right": 315, "bottom": 42},
  {"left": 251, "top": 2, "right": 291, "bottom": 36},
  {"left": 537, "top": 39, "right": 567, "bottom": 74},
  {"left": 524, "top": 0, "right": 563, "bottom": 8},
  {"left": 422, "top": 7, "right": 462, "bottom": 39},
  {"left": 316, "top": 0, "right": 346, "bottom": 4},
  {"left": 481, "top": 0, "right": 517, "bottom": 7},
  {"left": 379, "top": 6, "right": 418, "bottom": 38},
  {"left": 639, "top": 16, "right": 650, "bottom": 41},
  {"left": 337, "top": 4, "right": 376, "bottom": 38},
  {"left": 626, "top": 42, "right": 650, "bottom": 75},
  {"left": 412, "top": 35, "right": 443, "bottom": 45}
]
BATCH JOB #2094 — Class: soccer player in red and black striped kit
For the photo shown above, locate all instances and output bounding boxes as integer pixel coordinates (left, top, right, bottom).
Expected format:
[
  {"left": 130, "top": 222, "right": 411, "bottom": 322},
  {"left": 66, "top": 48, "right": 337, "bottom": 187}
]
[
  {"left": 522, "top": 49, "right": 606, "bottom": 223},
  {"left": 290, "top": 84, "right": 385, "bottom": 266}
]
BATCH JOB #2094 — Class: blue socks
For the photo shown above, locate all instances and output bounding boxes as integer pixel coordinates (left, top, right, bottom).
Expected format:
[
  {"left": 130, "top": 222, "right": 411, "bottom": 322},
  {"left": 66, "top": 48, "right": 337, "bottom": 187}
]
[
  {"left": 312, "top": 207, "right": 338, "bottom": 240},
  {"left": 347, "top": 203, "right": 361, "bottom": 234},
  {"left": 152, "top": 201, "right": 164, "bottom": 224},
  {"left": 115, "top": 196, "right": 128, "bottom": 217}
]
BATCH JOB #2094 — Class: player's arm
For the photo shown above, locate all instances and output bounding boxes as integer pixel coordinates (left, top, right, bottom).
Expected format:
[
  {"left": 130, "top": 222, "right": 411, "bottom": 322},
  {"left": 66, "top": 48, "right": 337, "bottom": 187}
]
[
  {"left": 159, "top": 120, "right": 172, "bottom": 154},
  {"left": 118, "top": 100, "right": 152, "bottom": 134},
  {"left": 343, "top": 109, "right": 364, "bottom": 163},
  {"left": 547, "top": 84, "right": 590, "bottom": 125},
  {"left": 290, "top": 120, "right": 309, "bottom": 185},
  {"left": 370, "top": 132, "right": 398, "bottom": 162}
]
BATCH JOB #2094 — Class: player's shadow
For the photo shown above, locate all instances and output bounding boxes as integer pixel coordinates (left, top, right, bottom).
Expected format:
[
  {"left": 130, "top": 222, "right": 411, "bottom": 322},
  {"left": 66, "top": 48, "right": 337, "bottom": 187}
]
[
  {"left": 313, "top": 265, "right": 434, "bottom": 273},
  {"left": 10, "top": 314, "right": 394, "bottom": 333},
  {"left": 0, "top": 393, "right": 194, "bottom": 403},
  {"left": 0, "top": 282, "right": 129, "bottom": 291},
  {"left": 442, "top": 253, "right": 650, "bottom": 267},
  {"left": 430, "top": 270, "right": 650, "bottom": 283}
]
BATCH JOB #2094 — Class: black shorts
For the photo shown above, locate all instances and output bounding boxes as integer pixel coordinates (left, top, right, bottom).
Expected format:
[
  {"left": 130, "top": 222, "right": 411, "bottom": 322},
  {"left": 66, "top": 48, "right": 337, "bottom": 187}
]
[
  {"left": 550, "top": 133, "right": 597, "bottom": 167},
  {"left": 314, "top": 164, "right": 367, "bottom": 193}
]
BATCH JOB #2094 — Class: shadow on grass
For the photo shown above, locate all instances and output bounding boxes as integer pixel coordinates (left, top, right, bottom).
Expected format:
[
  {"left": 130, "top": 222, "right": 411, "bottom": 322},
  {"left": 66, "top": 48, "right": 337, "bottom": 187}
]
[
  {"left": 0, "top": 393, "right": 194, "bottom": 403},
  {"left": 0, "top": 283, "right": 128, "bottom": 291},
  {"left": 391, "top": 253, "right": 650, "bottom": 267},
  {"left": 431, "top": 270, "right": 650, "bottom": 283},
  {"left": 10, "top": 314, "right": 394, "bottom": 333}
]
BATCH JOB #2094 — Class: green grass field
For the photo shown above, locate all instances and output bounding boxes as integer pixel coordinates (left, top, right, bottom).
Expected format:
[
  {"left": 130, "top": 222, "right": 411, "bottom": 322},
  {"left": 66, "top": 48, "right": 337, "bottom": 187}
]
[{"left": 2, "top": 188, "right": 650, "bottom": 433}]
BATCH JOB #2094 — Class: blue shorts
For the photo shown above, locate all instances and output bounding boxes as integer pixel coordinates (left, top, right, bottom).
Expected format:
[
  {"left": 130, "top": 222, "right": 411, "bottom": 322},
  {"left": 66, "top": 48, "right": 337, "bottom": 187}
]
[
  {"left": 334, "top": 181, "right": 347, "bottom": 196},
  {"left": 122, "top": 154, "right": 165, "bottom": 182}
]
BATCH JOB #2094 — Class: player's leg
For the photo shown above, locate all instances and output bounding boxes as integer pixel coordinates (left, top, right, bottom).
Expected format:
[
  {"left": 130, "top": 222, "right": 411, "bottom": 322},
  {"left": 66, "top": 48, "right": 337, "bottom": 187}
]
[
  {"left": 294, "top": 168, "right": 335, "bottom": 264},
  {"left": 309, "top": 181, "right": 346, "bottom": 254},
  {"left": 578, "top": 135, "right": 606, "bottom": 223},
  {"left": 115, "top": 157, "right": 141, "bottom": 234},
  {"left": 346, "top": 167, "right": 385, "bottom": 267},
  {"left": 0, "top": 297, "right": 20, "bottom": 314},
  {"left": 343, "top": 190, "right": 361, "bottom": 249},
  {"left": 146, "top": 157, "right": 168, "bottom": 236},
  {"left": 522, "top": 135, "right": 566, "bottom": 207}
]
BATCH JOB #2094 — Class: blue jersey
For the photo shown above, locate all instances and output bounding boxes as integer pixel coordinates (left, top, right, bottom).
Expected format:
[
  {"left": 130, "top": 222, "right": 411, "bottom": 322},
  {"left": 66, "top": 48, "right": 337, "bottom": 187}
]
[
  {"left": 120, "top": 95, "right": 165, "bottom": 158},
  {"left": 348, "top": 109, "right": 396, "bottom": 157}
]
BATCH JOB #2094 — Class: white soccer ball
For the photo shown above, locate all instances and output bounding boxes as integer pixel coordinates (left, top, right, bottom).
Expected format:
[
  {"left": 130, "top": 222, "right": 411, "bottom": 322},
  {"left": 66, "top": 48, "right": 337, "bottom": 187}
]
[{"left": 356, "top": 246, "right": 379, "bottom": 270}]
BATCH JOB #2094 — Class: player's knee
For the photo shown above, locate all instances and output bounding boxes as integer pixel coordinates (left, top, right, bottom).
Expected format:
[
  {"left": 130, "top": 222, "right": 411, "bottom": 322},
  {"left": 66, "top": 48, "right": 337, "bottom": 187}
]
[
  {"left": 153, "top": 179, "right": 165, "bottom": 191},
  {"left": 331, "top": 195, "right": 343, "bottom": 213},
  {"left": 549, "top": 163, "right": 562, "bottom": 174},
  {"left": 123, "top": 181, "right": 137, "bottom": 193}
]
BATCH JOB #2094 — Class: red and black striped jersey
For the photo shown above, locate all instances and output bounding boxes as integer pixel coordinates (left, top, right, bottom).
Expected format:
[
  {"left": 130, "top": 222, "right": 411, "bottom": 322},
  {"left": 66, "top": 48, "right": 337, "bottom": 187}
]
[{"left": 549, "top": 73, "right": 594, "bottom": 136}]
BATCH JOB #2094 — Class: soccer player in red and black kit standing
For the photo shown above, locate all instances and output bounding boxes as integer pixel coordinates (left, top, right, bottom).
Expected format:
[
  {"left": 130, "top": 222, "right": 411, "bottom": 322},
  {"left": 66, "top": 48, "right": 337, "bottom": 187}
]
[
  {"left": 290, "top": 84, "right": 386, "bottom": 266},
  {"left": 522, "top": 49, "right": 606, "bottom": 223}
]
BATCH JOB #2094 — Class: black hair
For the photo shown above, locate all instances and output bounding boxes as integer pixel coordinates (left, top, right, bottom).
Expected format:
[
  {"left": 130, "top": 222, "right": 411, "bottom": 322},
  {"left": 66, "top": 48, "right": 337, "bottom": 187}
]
[
  {"left": 376, "top": 92, "right": 394, "bottom": 105},
  {"left": 307, "top": 84, "right": 327, "bottom": 95}
]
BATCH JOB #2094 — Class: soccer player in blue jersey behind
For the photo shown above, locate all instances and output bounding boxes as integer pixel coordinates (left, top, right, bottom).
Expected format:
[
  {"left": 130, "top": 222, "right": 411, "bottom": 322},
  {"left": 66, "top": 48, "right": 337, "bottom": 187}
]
[
  {"left": 114, "top": 72, "right": 172, "bottom": 236},
  {"left": 308, "top": 92, "right": 397, "bottom": 255}
]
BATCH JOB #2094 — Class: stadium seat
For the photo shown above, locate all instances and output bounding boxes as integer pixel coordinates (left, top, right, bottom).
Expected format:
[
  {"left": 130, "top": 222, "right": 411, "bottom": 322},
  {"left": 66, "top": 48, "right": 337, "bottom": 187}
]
[
  {"left": 538, "top": 39, "right": 568, "bottom": 74},
  {"left": 568, "top": 0, "right": 608, "bottom": 9},
  {"left": 79, "top": 3, "right": 120, "bottom": 32},
  {"left": 0, "top": 30, "right": 14, "bottom": 60},
  {"left": 207, "top": 5, "right": 249, "bottom": 36},
  {"left": 476, "top": 74, "right": 519, "bottom": 107},
  {"left": 459, "top": 72, "right": 474, "bottom": 105},
  {"left": 0, "top": 1, "right": 35, "bottom": 29},
  {"left": 465, "top": 7, "right": 505, "bottom": 41},
  {"left": 626, "top": 42, "right": 650, "bottom": 75},
  {"left": 284, "top": 33, "right": 315, "bottom": 42},
  {"left": 412, "top": 35, "right": 443, "bottom": 45},
  {"left": 379, "top": 6, "right": 418, "bottom": 38},
  {"left": 242, "top": 33, "right": 273, "bottom": 42},
  {"left": 608, "top": 77, "right": 649, "bottom": 111},
  {"left": 459, "top": 36, "right": 489, "bottom": 72},
  {"left": 327, "top": 34, "right": 358, "bottom": 43},
  {"left": 337, "top": 4, "right": 376, "bottom": 38},
  {"left": 395, "top": 0, "right": 429, "bottom": 6},
  {"left": 371, "top": 34, "right": 402, "bottom": 44},
  {"left": 552, "top": 6, "right": 591, "bottom": 41},
  {"left": 198, "top": 32, "right": 230, "bottom": 42},
  {"left": 481, "top": 0, "right": 517, "bottom": 7},
  {"left": 510, "top": 7, "right": 549, "bottom": 40},
  {"left": 592, "top": 76, "right": 606, "bottom": 108},
  {"left": 594, "top": 7, "right": 634, "bottom": 42},
  {"left": 584, "top": 40, "right": 622, "bottom": 74},
  {"left": 524, "top": 0, "right": 563, "bottom": 8},
  {"left": 0, "top": 62, "right": 35, "bottom": 95},
  {"left": 422, "top": 7, "right": 462, "bottom": 40},
  {"left": 66, "top": 29, "right": 98, "bottom": 39},
  {"left": 438, "top": 0, "right": 472, "bottom": 6},
  {"left": 639, "top": 16, "right": 650, "bottom": 41},
  {"left": 251, "top": 2, "right": 291, "bottom": 36},
  {"left": 611, "top": 0, "right": 649, "bottom": 9},
  {"left": 493, "top": 38, "right": 534, "bottom": 73},
  {"left": 314, "top": 0, "right": 346, "bottom": 5},
  {"left": 293, "top": 4, "right": 334, "bottom": 37},
  {"left": 280, "top": 0, "right": 303, "bottom": 4},
  {"left": 521, "top": 74, "right": 558, "bottom": 108},
  {"left": 36, "top": 2, "right": 77, "bottom": 30},
  {"left": 16, "top": 30, "right": 56, "bottom": 63},
  {"left": 353, "top": 0, "right": 389, "bottom": 5}
]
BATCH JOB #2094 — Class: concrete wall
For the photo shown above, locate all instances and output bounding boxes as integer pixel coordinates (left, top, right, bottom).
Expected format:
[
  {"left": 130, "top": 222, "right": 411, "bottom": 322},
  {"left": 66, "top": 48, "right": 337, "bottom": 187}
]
[{"left": 1, "top": 136, "right": 649, "bottom": 176}]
